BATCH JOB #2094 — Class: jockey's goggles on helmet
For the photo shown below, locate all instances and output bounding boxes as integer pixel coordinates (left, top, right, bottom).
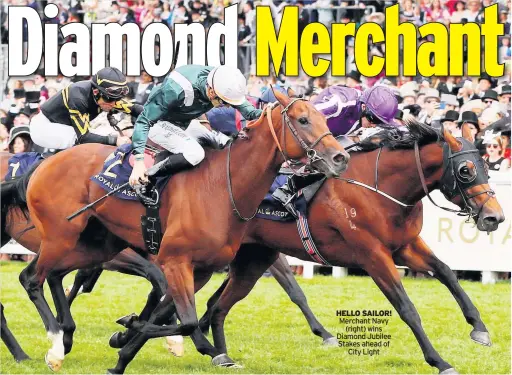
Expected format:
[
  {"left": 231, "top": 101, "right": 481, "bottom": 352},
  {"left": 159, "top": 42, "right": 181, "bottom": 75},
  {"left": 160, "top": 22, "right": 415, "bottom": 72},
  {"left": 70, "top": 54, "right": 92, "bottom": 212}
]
[
  {"left": 103, "top": 86, "right": 129, "bottom": 98},
  {"left": 363, "top": 109, "right": 384, "bottom": 125}
]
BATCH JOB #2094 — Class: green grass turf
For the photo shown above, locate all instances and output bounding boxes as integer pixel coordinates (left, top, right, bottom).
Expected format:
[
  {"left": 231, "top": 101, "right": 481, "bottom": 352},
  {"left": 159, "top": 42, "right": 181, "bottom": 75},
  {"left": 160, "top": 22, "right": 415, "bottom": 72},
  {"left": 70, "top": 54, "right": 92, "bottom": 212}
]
[{"left": 0, "top": 261, "right": 510, "bottom": 374}]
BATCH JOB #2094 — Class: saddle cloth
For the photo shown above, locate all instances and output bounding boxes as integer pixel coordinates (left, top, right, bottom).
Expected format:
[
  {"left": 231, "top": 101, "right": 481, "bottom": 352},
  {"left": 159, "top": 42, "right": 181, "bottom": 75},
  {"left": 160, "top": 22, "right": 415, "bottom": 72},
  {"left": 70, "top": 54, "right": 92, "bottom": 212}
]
[
  {"left": 256, "top": 173, "right": 326, "bottom": 222},
  {"left": 90, "top": 144, "right": 171, "bottom": 201},
  {"left": 4, "top": 152, "right": 44, "bottom": 181}
]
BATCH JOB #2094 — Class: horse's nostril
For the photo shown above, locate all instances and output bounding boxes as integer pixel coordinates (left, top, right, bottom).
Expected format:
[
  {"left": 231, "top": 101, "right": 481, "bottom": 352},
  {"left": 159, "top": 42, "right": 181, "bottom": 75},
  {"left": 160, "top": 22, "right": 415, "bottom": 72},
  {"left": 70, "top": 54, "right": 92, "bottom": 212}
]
[
  {"left": 333, "top": 152, "right": 348, "bottom": 165},
  {"left": 483, "top": 216, "right": 498, "bottom": 225}
]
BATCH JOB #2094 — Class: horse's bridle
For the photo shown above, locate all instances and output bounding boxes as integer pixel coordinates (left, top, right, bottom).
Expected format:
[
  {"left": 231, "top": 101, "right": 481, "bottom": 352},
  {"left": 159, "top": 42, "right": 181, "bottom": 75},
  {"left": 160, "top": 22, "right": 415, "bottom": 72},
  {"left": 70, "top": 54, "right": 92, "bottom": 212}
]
[
  {"left": 227, "top": 97, "right": 333, "bottom": 221},
  {"left": 335, "top": 138, "right": 495, "bottom": 220},
  {"left": 414, "top": 139, "right": 495, "bottom": 220}
]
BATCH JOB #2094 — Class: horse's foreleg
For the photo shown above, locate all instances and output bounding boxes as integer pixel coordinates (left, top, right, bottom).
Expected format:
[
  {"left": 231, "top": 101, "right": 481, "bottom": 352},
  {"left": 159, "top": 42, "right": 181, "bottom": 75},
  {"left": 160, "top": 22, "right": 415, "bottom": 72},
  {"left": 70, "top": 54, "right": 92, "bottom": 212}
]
[
  {"left": 198, "top": 275, "right": 229, "bottom": 335},
  {"left": 270, "top": 253, "right": 336, "bottom": 345},
  {"left": 0, "top": 303, "right": 31, "bottom": 362},
  {"left": 47, "top": 271, "right": 76, "bottom": 355},
  {"left": 364, "top": 245, "right": 455, "bottom": 374},
  {"left": 394, "top": 237, "right": 490, "bottom": 346},
  {"left": 103, "top": 249, "right": 168, "bottom": 321},
  {"left": 108, "top": 260, "right": 221, "bottom": 374},
  {"left": 210, "top": 244, "right": 279, "bottom": 356},
  {"left": 107, "top": 250, "right": 169, "bottom": 349},
  {"left": 19, "top": 254, "right": 65, "bottom": 372}
]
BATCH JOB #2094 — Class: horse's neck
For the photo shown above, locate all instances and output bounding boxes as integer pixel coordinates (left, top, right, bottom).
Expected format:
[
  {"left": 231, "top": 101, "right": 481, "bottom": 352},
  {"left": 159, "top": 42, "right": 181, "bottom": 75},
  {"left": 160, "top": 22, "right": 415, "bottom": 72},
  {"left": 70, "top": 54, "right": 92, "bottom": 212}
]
[
  {"left": 387, "top": 143, "right": 445, "bottom": 205},
  {"left": 346, "top": 144, "right": 445, "bottom": 206},
  {"left": 223, "top": 121, "right": 283, "bottom": 219}
]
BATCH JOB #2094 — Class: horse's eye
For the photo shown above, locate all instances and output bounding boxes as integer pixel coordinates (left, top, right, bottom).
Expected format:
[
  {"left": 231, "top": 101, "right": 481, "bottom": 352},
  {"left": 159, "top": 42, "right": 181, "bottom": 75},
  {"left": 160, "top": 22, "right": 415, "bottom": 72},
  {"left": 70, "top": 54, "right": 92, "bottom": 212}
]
[
  {"left": 298, "top": 117, "right": 309, "bottom": 126},
  {"left": 457, "top": 161, "right": 477, "bottom": 182}
]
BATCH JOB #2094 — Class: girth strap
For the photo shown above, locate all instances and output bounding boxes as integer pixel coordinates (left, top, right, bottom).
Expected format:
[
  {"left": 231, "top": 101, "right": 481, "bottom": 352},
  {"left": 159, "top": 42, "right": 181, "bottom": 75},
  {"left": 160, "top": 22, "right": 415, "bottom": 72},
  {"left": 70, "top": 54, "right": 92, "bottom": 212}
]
[{"left": 295, "top": 190, "right": 333, "bottom": 266}]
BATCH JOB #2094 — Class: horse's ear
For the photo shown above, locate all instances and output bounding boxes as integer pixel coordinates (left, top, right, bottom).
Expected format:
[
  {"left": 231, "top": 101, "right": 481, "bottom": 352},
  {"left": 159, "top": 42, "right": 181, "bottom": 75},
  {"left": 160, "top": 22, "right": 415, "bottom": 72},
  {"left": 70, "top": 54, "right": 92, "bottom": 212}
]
[
  {"left": 273, "top": 87, "right": 291, "bottom": 108},
  {"left": 442, "top": 122, "right": 463, "bottom": 152},
  {"left": 287, "top": 86, "right": 296, "bottom": 98},
  {"left": 461, "top": 122, "right": 475, "bottom": 143}
]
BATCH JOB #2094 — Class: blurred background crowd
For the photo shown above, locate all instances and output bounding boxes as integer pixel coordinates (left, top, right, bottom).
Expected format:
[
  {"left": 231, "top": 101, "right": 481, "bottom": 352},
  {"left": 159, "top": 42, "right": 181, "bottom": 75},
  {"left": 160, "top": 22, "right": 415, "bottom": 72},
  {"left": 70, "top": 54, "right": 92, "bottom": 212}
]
[{"left": 0, "top": 1, "right": 510, "bottom": 268}]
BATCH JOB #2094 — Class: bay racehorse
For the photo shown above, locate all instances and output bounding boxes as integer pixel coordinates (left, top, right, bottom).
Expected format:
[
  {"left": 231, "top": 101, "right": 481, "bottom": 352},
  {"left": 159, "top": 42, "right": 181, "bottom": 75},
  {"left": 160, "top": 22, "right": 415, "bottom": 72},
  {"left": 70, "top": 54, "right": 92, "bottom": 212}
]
[
  {"left": 111, "top": 121, "right": 504, "bottom": 374},
  {"left": 1, "top": 90, "right": 348, "bottom": 373},
  {"left": 194, "top": 121, "right": 504, "bottom": 374}
]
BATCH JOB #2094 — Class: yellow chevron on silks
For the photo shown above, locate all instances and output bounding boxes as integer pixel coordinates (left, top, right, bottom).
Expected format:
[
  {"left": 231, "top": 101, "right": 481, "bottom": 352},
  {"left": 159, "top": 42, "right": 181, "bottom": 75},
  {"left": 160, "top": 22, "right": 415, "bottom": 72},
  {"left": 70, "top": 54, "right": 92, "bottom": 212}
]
[
  {"left": 114, "top": 99, "right": 134, "bottom": 113},
  {"left": 96, "top": 76, "right": 127, "bottom": 86},
  {"left": 70, "top": 113, "right": 90, "bottom": 135},
  {"left": 62, "top": 86, "right": 91, "bottom": 135}
]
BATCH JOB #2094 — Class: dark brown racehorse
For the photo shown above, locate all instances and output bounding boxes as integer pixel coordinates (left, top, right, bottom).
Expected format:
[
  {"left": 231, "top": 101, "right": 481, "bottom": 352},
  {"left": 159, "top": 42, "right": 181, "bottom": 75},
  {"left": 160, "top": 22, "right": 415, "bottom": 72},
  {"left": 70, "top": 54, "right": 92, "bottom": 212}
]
[
  {"left": 1, "top": 91, "right": 348, "bottom": 373},
  {"left": 193, "top": 122, "right": 504, "bottom": 374}
]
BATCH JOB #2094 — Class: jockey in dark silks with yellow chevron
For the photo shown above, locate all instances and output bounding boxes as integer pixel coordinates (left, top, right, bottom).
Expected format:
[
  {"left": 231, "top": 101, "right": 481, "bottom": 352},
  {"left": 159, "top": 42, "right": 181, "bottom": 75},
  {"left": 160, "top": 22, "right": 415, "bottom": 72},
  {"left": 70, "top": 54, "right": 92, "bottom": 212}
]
[{"left": 30, "top": 67, "right": 142, "bottom": 150}]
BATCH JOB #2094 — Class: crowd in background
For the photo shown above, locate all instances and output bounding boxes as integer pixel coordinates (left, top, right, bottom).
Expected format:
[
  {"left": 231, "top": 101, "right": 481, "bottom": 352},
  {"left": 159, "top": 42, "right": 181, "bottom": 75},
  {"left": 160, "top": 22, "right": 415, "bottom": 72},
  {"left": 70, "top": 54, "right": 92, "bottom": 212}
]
[{"left": 0, "top": 0, "right": 511, "bottom": 266}]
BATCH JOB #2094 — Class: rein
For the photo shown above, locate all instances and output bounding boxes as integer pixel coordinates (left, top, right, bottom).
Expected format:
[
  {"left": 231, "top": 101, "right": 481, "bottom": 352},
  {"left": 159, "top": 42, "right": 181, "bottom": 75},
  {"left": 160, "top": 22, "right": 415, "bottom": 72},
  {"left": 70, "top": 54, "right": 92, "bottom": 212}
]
[
  {"left": 335, "top": 146, "right": 414, "bottom": 208},
  {"left": 227, "top": 98, "right": 332, "bottom": 221}
]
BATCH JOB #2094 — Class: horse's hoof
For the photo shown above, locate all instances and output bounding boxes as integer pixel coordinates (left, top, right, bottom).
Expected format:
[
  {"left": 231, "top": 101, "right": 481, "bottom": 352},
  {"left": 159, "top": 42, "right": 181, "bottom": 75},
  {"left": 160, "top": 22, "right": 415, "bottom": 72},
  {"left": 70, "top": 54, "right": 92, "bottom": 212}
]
[
  {"left": 109, "top": 332, "right": 124, "bottom": 349},
  {"left": 115, "top": 313, "right": 138, "bottom": 328},
  {"left": 45, "top": 352, "right": 63, "bottom": 372},
  {"left": 106, "top": 368, "right": 121, "bottom": 374},
  {"left": 322, "top": 337, "right": 338, "bottom": 347},
  {"left": 470, "top": 329, "right": 492, "bottom": 346},
  {"left": 212, "top": 353, "right": 242, "bottom": 368},
  {"left": 165, "top": 336, "right": 184, "bottom": 357},
  {"left": 440, "top": 368, "right": 459, "bottom": 374}
]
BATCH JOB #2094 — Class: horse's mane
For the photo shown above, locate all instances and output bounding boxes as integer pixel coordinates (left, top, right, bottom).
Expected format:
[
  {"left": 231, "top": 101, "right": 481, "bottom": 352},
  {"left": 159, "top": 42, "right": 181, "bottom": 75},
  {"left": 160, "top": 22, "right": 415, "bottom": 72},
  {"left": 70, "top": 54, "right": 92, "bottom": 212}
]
[{"left": 357, "top": 120, "right": 444, "bottom": 152}]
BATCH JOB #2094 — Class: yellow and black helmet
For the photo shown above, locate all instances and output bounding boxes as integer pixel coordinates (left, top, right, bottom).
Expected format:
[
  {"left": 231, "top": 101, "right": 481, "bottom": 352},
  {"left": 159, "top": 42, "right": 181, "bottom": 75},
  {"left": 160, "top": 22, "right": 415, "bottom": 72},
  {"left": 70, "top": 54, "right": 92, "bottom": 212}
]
[{"left": 91, "top": 67, "right": 129, "bottom": 100}]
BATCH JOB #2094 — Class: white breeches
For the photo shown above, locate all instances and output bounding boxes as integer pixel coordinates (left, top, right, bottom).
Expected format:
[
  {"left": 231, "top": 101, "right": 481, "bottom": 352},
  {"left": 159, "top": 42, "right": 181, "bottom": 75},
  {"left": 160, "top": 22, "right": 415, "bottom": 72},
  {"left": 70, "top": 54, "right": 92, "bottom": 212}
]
[{"left": 30, "top": 112, "right": 77, "bottom": 150}]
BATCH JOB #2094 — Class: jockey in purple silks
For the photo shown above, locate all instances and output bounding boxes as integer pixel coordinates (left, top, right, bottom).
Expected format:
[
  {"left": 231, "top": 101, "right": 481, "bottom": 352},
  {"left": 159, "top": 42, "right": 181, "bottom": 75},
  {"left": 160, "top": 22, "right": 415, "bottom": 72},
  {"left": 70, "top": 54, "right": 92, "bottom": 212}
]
[
  {"left": 311, "top": 85, "right": 400, "bottom": 143},
  {"left": 258, "top": 85, "right": 400, "bottom": 144}
]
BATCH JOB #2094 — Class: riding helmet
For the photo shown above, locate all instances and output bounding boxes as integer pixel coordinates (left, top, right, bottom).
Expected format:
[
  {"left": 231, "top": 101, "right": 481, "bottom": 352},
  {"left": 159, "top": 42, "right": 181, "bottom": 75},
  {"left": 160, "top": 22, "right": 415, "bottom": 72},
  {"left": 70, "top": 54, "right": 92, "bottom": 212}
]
[{"left": 91, "top": 67, "right": 129, "bottom": 100}]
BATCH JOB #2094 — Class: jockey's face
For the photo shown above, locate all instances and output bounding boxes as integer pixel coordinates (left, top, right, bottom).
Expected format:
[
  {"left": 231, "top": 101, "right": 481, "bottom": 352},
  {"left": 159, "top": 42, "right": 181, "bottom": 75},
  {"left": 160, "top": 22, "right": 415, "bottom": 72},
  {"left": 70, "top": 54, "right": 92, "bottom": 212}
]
[
  {"left": 206, "top": 86, "right": 230, "bottom": 108},
  {"left": 97, "top": 96, "right": 117, "bottom": 112},
  {"left": 360, "top": 104, "right": 379, "bottom": 128}
]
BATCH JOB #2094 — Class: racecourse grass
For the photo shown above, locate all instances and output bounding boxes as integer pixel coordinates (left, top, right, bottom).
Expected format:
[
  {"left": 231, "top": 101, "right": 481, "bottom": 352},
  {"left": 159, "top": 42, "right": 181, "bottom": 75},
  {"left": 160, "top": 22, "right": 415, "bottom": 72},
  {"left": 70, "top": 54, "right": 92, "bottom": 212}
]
[{"left": 0, "top": 261, "right": 510, "bottom": 375}]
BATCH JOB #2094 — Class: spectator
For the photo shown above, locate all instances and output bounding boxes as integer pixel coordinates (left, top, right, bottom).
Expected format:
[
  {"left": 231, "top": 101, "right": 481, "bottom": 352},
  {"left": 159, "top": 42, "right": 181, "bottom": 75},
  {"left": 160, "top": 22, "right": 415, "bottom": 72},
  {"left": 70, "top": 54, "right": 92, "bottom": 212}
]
[
  {"left": 450, "top": 0, "right": 467, "bottom": 23},
  {"left": 464, "top": 0, "right": 481, "bottom": 22},
  {"left": 498, "top": 84, "right": 511, "bottom": 112},
  {"left": 131, "top": 71, "right": 155, "bottom": 105},
  {"left": 482, "top": 89, "right": 499, "bottom": 108},
  {"left": 346, "top": 71, "right": 362, "bottom": 90},
  {"left": 440, "top": 94, "right": 460, "bottom": 113},
  {"left": 34, "top": 69, "right": 49, "bottom": 101},
  {"left": 418, "top": 88, "right": 441, "bottom": 125},
  {"left": 500, "top": 7, "right": 510, "bottom": 35},
  {"left": 458, "top": 111, "right": 480, "bottom": 140},
  {"left": 8, "top": 126, "right": 33, "bottom": 154},
  {"left": 440, "top": 110, "right": 461, "bottom": 136},
  {"left": 484, "top": 136, "right": 511, "bottom": 172}
]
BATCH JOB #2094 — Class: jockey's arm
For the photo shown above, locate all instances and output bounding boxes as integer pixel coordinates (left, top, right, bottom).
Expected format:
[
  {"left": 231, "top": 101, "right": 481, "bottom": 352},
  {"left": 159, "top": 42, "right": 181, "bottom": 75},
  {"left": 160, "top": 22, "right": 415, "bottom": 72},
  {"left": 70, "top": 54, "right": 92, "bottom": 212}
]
[
  {"left": 233, "top": 100, "right": 262, "bottom": 121},
  {"left": 112, "top": 98, "right": 144, "bottom": 118},
  {"left": 131, "top": 84, "right": 180, "bottom": 157},
  {"left": 64, "top": 89, "right": 118, "bottom": 146}
]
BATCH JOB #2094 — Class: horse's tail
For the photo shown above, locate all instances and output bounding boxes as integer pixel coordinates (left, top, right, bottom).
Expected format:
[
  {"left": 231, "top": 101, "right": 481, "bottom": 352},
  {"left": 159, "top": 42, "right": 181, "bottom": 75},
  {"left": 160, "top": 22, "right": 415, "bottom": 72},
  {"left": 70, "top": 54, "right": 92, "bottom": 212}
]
[{"left": 1, "top": 160, "right": 43, "bottom": 239}]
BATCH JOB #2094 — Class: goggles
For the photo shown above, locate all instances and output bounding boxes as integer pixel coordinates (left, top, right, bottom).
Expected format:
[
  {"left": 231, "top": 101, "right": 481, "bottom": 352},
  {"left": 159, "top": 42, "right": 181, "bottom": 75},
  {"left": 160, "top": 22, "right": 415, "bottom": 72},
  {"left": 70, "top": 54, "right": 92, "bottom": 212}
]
[
  {"left": 363, "top": 109, "right": 384, "bottom": 125},
  {"left": 102, "top": 85, "right": 129, "bottom": 99}
]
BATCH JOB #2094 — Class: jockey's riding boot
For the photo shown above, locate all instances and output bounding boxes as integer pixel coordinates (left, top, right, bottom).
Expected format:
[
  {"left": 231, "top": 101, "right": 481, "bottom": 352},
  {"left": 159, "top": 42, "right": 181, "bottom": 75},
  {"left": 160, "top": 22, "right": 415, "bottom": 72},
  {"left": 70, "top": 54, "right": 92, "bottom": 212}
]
[{"left": 146, "top": 153, "right": 194, "bottom": 180}]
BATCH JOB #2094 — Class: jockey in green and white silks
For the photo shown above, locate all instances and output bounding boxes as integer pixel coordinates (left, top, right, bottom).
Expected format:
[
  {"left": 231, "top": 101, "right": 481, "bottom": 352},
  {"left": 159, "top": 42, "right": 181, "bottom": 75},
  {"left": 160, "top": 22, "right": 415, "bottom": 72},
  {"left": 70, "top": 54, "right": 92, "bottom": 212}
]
[{"left": 129, "top": 65, "right": 262, "bottom": 187}]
